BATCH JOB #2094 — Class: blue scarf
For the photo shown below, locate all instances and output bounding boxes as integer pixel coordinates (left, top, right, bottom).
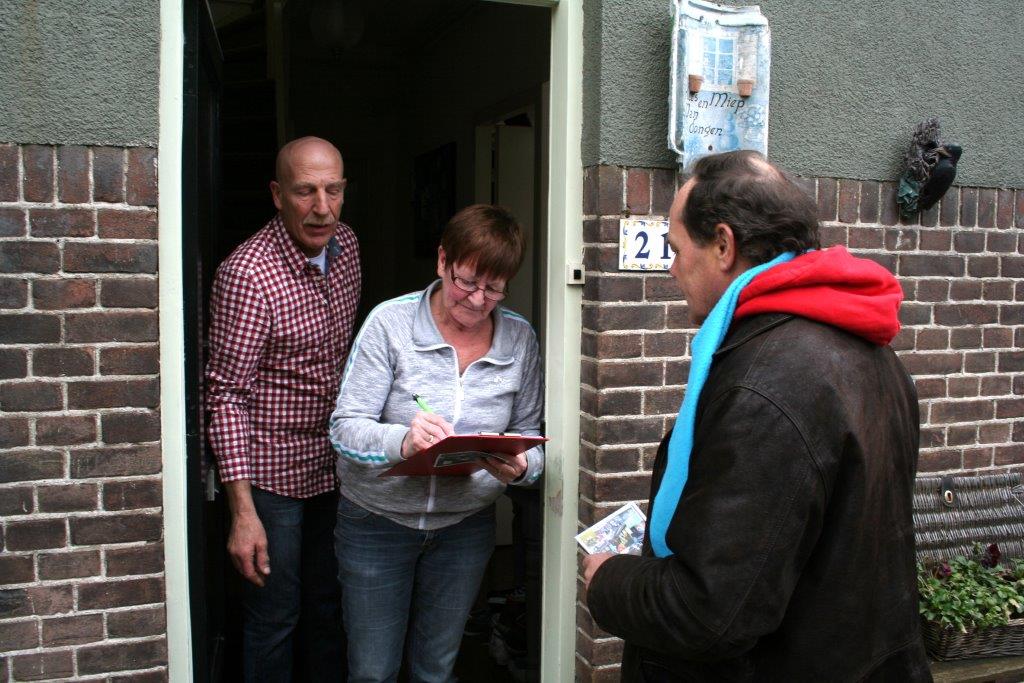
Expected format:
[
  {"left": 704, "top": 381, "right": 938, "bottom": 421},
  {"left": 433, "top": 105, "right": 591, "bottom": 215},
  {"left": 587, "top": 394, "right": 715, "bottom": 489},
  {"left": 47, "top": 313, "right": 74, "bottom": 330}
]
[{"left": 649, "top": 252, "right": 795, "bottom": 558}]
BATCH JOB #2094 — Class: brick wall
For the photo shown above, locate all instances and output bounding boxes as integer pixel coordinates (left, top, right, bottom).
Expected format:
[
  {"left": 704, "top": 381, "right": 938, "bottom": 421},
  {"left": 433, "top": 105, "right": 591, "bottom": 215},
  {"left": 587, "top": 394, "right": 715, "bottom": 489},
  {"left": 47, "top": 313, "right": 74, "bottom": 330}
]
[
  {"left": 0, "top": 143, "right": 167, "bottom": 681},
  {"left": 576, "top": 164, "right": 1024, "bottom": 681}
]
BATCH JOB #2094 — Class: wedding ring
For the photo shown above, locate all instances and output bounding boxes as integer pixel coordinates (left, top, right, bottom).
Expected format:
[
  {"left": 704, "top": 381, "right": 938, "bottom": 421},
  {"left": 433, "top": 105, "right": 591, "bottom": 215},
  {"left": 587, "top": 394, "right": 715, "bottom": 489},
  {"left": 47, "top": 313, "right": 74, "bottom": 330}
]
[{"left": 427, "top": 434, "right": 434, "bottom": 443}]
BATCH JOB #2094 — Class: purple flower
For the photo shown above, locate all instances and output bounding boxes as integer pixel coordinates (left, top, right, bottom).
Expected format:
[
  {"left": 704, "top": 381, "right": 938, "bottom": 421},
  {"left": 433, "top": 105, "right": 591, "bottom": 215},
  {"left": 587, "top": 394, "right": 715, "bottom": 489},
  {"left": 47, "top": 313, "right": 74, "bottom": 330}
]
[
  {"left": 936, "top": 561, "right": 952, "bottom": 579},
  {"left": 981, "top": 543, "right": 1002, "bottom": 569}
]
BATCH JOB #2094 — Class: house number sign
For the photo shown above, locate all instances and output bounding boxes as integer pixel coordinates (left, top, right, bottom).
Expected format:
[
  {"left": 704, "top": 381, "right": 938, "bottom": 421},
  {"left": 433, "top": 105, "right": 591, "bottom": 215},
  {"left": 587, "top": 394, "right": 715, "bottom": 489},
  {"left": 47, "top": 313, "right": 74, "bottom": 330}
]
[{"left": 619, "top": 219, "right": 672, "bottom": 271}]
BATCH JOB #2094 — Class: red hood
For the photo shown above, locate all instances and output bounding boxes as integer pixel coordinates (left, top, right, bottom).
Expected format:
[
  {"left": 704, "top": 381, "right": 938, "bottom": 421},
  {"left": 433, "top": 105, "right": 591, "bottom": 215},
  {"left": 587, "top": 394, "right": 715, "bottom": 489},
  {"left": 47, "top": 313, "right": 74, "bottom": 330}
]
[{"left": 734, "top": 246, "right": 903, "bottom": 345}]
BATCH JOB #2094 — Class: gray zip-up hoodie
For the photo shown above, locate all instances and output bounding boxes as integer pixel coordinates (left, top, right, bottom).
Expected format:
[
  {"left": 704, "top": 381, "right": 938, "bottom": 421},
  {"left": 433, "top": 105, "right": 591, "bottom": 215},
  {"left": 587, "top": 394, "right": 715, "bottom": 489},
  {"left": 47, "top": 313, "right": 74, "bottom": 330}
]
[{"left": 329, "top": 281, "right": 544, "bottom": 530}]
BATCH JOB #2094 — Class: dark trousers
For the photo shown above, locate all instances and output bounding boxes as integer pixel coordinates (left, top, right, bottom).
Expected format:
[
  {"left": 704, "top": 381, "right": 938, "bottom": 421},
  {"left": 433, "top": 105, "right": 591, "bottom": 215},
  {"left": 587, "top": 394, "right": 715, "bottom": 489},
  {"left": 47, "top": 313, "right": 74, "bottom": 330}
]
[{"left": 242, "top": 487, "right": 343, "bottom": 683}]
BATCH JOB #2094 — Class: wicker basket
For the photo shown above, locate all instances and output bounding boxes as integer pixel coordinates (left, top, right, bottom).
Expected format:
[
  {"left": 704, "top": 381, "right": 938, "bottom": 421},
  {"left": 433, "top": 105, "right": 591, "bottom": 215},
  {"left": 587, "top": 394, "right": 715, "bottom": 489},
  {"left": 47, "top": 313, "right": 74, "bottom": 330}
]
[
  {"left": 913, "top": 473, "right": 1024, "bottom": 660},
  {"left": 922, "top": 618, "right": 1024, "bottom": 661}
]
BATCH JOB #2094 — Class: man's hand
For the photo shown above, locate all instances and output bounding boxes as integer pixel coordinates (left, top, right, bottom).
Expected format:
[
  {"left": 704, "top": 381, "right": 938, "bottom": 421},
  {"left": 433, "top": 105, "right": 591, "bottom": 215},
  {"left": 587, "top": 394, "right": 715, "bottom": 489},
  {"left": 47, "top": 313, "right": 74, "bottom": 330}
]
[
  {"left": 582, "top": 552, "right": 616, "bottom": 592},
  {"left": 224, "top": 481, "right": 271, "bottom": 586}
]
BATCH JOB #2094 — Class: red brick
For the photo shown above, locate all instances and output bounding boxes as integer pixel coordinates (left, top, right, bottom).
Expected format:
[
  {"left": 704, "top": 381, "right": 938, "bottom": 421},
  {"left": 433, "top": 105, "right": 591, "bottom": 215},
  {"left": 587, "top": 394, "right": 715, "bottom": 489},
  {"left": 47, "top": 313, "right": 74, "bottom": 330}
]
[
  {"left": 583, "top": 304, "right": 665, "bottom": 332},
  {"left": 583, "top": 166, "right": 598, "bottom": 215},
  {"left": 644, "top": 273, "right": 680, "bottom": 301},
  {"left": 930, "top": 399, "right": 994, "bottom": 424},
  {"left": 42, "top": 613, "right": 104, "bottom": 646},
  {"left": 960, "top": 187, "right": 978, "bottom": 227},
  {"left": 101, "top": 277, "right": 158, "bottom": 308},
  {"left": 32, "top": 277, "right": 97, "bottom": 309},
  {"left": 106, "top": 543, "right": 165, "bottom": 577},
  {"left": 67, "top": 378, "right": 159, "bottom": 409},
  {"left": 63, "top": 242, "right": 158, "bottom": 274},
  {"left": 5, "top": 519, "right": 66, "bottom": 551},
  {"left": 37, "top": 483, "right": 99, "bottom": 513},
  {"left": 12, "top": 650, "right": 73, "bottom": 681},
  {"left": 651, "top": 168, "right": 677, "bottom": 216},
  {"left": 595, "top": 361, "right": 663, "bottom": 389},
  {"left": 963, "top": 447, "right": 993, "bottom": 470},
  {"left": 837, "top": 180, "right": 860, "bottom": 223},
  {"left": 995, "top": 444, "right": 1024, "bottom": 466},
  {"left": 32, "top": 347, "right": 95, "bottom": 376},
  {"left": 914, "top": 328, "right": 948, "bottom": 350},
  {"left": 899, "top": 303, "right": 931, "bottom": 326},
  {"left": 29, "top": 207, "right": 94, "bottom": 237},
  {"left": 77, "top": 576, "right": 164, "bottom": 610},
  {"left": 999, "top": 352, "right": 1024, "bottom": 372},
  {"left": 107, "top": 605, "right": 166, "bottom": 638},
  {"left": 939, "top": 187, "right": 959, "bottom": 226},
  {"left": 919, "top": 203, "right": 939, "bottom": 227},
  {"left": 583, "top": 244, "right": 619, "bottom": 272},
  {"left": 977, "top": 189, "right": 997, "bottom": 228},
  {"left": 22, "top": 144, "right": 54, "bottom": 203},
  {"left": 859, "top": 181, "right": 879, "bottom": 223},
  {"left": 78, "top": 638, "right": 167, "bottom": 676},
  {"left": 625, "top": 169, "right": 650, "bottom": 215},
  {"left": 1016, "top": 189, "right": 1024, "bottom": 228},
  {"left": 66, "top": 310, "right": 158, "bottom": 343},
  {"left": 37, "top": 549, "right": 101, "bottom": 580},
  {"left": 918, "top": 229, "right": 951, "bottom": 251},
  {"left": 987, "top": 231, "right": 1017, "bottom": 253},
  {"left": 644, "top": 331, "right": 688, "bottom": 357},
  {"left": 947, "top": 377, "right": 979, "bottom": 397},
  {"left": 590, "top": 333, "right": 642, "bottom": 360},
  {"left": 57, "top": 145, "right": 90, "bottom": 203},
  {"left": 965, "top": 351, "right": 996, "bottom": 373},
  {"left": 100, "top": 346, "right": 159, "bottom": 375},
  {"left": 984, "top": 281, "right": 1015, "bottom": 302},
  {"left": 981, "top": 375, "right": 1012, "bottom": 395},
  {"left": 849, "top": 227, "right": 883, "bottom": 249},
  {"left": 97, "top": 208, "right": 158, "bottom": 239},
  {"left": 0, "top": 416, "right": 30, "bottom": 448},
  {"left": 103, "top": 478, "right": 162, "bottom": 510},
  {"left": 997, "top": 398, "right": 1024, "bottom": 419},
  {"left": 897, "top": 352, "right": 963, "bottom": 376},
  {"left": 584, "top": 275, "right": 644, "bottom": 303},
  {"left": 593, "top": 416, "right": 662, "bottom": 444},
  {"left": 968, "top": 256, "right": 999, "bottom": 278},
  {"left": 884, "top": 227, "right": 917, "bottom": 251},
  {"left": 0, "top": 241, "right": 61, "bottom": 274},
  {"left": 0, "top": 484, "right": 33, "bottom": 516},
  {"left": 93, "top": 147, "right": 125, "bottom": 203},
  {"left": 0, "top": 381, "right": 63, "bottom": 411},
  {"left": 980, "top": 423, "right": 1011, "bottom": 443},
  {"left": 127, "top": 147, "right": 158, "bottom": 206},
  {"left": 819, "top": 223, "right": 847, "bottom": 247},
  {"left": 917, "top": 449, "right": 961, "bottom": 472},
  {"left": 898, "top": 254, "right": 964, "bottom": 277},
  {"left": 879, "top": 181, "right": 899, "bottom": 225},
  {"left": 0, "top": 346, "right": 28, "bottom": 380},
  {"left": 950, "top": 280, "right": 983, "bottom": 300},
  {"left": 953, "top": 231, "right": 985, "bottom": 253},
  {"left": 933, "top": 304, "right": 998, "bottom": 326},
  {"left": 0, "top": 585, "right": 73, "bottom": 617},
  {"left": 579, "top": 444, "right": 640, "bottom": 473},
  {"left": 595, "top": 472, "right": 651, "bottom": 501},
  {"left": 0, "top": 312, "right": 62, "bottom": 344},
  {"left": 0, "top": 554, "right": 35, "bottom": 582},
  {"left": 70, "top": 444, "right": 161, "bottom": 478},
  {"left": 0, "top": 143, "right": 19, "bottom": 201},
  {"left": 596, "top": 166, "right": 623, "bottom": 215},
  {"left": 0, "top": 449, "right": 64, "bottom": 483},
  {"left": 110, "top": 671, "right": 169, "bottom": 683},
  {"left": 102, "top": 411, "right": 161, "bottom": 444},
  {"left": 36, "top": 414, "right": 97, "bottom": 446},
  {"left": 982, "top": 327, "right": 1013, "bottom": 348},
  {"left": 1003, "top": 256, "right": 1024, "bottom": 278},
  {"left": 0, "top": 206, "right": 26, "bottom": 236},
  {"left": 817, "top": 178, "right": 837, "bottom": 222},
  {"left": 0, "top": 277, "right": 29, "bottom": 308}
]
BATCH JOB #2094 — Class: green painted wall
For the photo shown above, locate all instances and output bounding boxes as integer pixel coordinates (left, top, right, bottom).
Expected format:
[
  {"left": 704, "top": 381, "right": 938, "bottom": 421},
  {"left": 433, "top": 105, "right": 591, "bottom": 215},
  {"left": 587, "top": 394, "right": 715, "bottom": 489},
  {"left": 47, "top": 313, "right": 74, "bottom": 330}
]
[
  {"left": 583, "top": 0, "right": 1024, "bottom": 187},
  {"left": 0, "top": 2, "right": 159, "bottom": 146}
]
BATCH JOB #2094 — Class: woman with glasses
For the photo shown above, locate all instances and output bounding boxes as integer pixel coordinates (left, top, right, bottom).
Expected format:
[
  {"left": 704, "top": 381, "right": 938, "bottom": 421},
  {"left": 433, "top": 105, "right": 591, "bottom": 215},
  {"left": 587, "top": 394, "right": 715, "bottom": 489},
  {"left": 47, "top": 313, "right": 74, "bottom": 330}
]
[{"left": 329, "top": 204, "right": 544, "bottom": 682}]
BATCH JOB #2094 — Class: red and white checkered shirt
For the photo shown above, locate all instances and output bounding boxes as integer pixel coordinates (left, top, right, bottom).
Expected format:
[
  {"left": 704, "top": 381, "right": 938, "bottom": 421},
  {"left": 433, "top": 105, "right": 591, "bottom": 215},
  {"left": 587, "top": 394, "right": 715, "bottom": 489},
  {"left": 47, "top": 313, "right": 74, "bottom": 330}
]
[{"left": 205, "top": 215, "right": 361, "bottom": 498}]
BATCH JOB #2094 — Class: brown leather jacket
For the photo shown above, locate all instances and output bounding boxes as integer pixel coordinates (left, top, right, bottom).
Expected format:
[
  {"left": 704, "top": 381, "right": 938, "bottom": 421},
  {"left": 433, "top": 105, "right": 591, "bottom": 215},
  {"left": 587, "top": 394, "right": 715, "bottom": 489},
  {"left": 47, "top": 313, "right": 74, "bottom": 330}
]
[{"left": 587, "top": 314, "right": 932, "bottom": 682}]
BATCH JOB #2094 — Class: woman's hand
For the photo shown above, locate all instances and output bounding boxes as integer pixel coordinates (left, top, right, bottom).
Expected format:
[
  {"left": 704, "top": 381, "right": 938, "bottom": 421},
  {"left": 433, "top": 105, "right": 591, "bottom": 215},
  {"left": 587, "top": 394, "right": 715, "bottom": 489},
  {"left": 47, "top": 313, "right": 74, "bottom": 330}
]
[
  {"left": 400, "top": 411, "right": 454, "bottom": 459},
  {"left": 480, "top": 452, "right": 528, "bottom": 485}
]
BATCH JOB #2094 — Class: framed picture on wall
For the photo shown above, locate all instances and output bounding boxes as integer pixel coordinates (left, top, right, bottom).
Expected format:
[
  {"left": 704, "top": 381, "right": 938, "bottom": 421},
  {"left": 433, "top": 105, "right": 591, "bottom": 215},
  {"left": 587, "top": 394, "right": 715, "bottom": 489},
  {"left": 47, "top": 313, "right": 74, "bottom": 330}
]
[{"left": 413, "top": 142, "right": 456, "bottom": 259}]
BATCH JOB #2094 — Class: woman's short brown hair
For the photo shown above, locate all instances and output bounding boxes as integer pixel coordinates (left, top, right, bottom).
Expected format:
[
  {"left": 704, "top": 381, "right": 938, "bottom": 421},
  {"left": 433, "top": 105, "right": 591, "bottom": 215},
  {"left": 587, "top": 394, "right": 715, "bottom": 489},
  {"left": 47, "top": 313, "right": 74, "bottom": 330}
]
[{"left": 439, "top": 204, "right": 525, "bottom": 280}]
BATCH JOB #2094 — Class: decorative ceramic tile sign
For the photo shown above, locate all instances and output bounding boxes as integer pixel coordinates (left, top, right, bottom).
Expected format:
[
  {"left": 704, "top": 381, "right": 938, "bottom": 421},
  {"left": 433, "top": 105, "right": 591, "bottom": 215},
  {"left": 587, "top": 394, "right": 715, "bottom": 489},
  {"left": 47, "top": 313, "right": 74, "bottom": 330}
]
[
  {"left": 669, "top": 0, "right": 771, "bottom": 168},
  {"left": 619, "top": 219, "right": 672, "bottom": 271}
]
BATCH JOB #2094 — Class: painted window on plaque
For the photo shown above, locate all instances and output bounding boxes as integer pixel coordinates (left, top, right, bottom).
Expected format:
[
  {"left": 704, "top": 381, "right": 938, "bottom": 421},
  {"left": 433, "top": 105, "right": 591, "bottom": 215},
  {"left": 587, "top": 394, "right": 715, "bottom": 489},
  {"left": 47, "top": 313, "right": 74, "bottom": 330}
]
[{"left": 702, "top": 37, "right": 734, "bottom": 86}]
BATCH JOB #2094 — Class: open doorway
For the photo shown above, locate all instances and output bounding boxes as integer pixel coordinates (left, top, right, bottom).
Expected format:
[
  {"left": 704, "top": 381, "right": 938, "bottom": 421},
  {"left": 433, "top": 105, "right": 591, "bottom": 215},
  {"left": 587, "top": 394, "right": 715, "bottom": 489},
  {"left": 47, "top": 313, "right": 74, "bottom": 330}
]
[{"left": 184, "top": 1, "right": 552, "bottom": 680}]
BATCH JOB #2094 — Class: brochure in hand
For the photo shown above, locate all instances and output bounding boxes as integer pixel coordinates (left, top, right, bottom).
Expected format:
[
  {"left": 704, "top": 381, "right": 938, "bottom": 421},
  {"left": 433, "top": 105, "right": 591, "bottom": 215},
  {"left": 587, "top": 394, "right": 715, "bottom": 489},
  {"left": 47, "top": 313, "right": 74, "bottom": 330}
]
[
  {"left": 575, "top": 502, "right": 646, "bottom": 555},
  {"left": 381, "top": 433, "right": 548, "bottom": 477}
]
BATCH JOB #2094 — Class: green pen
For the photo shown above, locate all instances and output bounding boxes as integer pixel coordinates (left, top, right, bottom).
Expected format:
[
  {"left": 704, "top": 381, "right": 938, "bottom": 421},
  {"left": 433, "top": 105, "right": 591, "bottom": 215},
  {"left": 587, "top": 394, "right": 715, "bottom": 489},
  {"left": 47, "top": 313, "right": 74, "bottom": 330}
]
[{"left": 412, "top": 393, "right": 434, "bottom": 413}]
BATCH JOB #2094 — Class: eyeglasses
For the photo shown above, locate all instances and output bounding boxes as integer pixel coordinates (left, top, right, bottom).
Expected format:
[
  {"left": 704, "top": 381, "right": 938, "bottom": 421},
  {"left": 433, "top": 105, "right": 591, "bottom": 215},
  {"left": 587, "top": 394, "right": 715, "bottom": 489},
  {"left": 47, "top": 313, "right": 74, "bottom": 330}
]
[{"left": 449, "top": 269, "right": 508, "bottom": 301}]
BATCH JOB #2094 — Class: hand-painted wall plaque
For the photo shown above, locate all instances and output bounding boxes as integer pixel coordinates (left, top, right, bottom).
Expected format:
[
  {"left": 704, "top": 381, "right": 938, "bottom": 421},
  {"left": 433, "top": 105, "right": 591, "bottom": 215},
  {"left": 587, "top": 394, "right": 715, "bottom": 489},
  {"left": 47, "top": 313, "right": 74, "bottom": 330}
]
[
  {"left": 619, "top": 219, "right": 672, "bottom": 271},
  {"left": 669, "top": 0, "right": 771, "bottom": 168}
]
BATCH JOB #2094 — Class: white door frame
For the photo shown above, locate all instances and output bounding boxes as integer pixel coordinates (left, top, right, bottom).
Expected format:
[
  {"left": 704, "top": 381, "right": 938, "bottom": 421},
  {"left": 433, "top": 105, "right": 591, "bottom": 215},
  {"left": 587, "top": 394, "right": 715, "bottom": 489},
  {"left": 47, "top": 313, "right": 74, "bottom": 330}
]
[{"left": 158, "top": 1, "right": 583, "bottom": 680}]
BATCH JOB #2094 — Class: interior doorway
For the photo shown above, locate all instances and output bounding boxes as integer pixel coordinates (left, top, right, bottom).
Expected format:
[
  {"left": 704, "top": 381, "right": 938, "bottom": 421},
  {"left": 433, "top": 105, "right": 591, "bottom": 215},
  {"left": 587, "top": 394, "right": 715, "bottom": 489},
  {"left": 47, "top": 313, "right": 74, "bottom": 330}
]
[{"left": 183, "top": 1, "right": 553, "bottom": 680}]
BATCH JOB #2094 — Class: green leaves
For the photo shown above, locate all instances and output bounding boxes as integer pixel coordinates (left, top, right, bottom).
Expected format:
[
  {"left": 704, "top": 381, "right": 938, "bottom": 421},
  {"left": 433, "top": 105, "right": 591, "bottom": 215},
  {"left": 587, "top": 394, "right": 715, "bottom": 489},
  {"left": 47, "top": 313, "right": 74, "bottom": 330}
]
[{"left": 918, "top": 547, "right": 1024, "bottom": 633}]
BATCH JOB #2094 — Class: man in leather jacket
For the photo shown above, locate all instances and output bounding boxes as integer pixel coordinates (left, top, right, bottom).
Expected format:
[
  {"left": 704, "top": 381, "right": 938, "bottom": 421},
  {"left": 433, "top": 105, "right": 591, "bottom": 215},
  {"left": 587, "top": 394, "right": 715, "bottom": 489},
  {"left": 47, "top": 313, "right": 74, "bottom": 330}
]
[{"left": 583, "top": 151, "right": 931, "bottom": 682}]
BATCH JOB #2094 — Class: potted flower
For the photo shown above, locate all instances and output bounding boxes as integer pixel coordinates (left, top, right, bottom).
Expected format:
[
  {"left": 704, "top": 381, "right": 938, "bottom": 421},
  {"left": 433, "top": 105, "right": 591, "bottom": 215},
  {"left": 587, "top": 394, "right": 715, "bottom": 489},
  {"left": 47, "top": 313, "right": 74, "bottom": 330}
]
[{"left": 917, "top": 544, "right": 1024, "bottom": 660}]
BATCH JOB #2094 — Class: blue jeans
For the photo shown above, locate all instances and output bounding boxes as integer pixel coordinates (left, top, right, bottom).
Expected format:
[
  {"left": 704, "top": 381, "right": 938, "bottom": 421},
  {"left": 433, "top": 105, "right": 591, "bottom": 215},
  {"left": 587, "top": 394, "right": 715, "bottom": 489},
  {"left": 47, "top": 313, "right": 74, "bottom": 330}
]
[
  {"left": 242, "top": 487, "right": 343, "bottom": 683},
  {"left": 334, "top": 495, "right": 495, "bottom": 683}
]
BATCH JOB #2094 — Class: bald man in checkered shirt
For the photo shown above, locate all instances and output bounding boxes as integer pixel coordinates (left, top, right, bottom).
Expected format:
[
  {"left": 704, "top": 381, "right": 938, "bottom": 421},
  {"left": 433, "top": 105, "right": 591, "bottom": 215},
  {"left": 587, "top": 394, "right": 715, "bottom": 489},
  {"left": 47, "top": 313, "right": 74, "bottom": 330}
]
[{"left": 205, "top": 137, "right": 360, "bottom": 682}]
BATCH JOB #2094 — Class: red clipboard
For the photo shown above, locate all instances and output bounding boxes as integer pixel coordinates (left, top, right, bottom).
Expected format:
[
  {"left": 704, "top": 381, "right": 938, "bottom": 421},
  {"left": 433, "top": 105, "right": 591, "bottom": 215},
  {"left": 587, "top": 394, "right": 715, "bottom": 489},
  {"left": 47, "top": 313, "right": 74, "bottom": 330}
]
[{"left": 381, "top": 434, "right": 548, "bottom": 477}]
